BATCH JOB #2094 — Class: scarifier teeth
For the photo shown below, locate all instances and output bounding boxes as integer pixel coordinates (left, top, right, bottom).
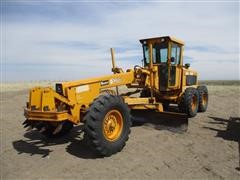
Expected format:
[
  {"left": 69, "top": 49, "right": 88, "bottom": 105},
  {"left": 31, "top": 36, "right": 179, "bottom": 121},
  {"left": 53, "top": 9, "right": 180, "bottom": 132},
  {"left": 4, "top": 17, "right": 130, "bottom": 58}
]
[
  {"left": 26, "top": 126, "right": 33, "bottom": 131},
  {"left": 39, "top": 127, "right": 46, "bottom": 133},
  {"left": 52, "top": 124, "right": 63, "bottom": 135},
  {"left": 22, "top": 120, "right": 28, "bottom": 125},
  {"left": 30, "top": 123, "right": 37, "bottom": 130},
  {"left": 35, "top": 123, "right": 44, "bottom": 130},
  {"left": 23, "top": 123, "right": 30, "bottom": 128}
]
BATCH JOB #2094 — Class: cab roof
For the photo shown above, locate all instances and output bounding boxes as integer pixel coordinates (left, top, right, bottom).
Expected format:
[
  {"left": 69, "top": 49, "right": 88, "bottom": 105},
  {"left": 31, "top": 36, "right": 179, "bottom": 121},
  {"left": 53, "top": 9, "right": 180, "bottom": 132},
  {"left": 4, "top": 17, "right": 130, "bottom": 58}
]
[{"left": 139, "top": 36, "right": 184, "bottom": 46}]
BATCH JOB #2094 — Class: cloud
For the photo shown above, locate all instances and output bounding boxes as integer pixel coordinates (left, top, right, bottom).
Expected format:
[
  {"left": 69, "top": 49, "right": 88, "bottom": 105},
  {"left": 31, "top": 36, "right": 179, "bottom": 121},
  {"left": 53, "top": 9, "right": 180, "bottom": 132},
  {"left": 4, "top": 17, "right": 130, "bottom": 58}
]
[
  {"left": 185, "top": 45, "right": 228, "bottom": 53},
  {"left": 2, "top": 1, "right": 239, "bottom": 81}
]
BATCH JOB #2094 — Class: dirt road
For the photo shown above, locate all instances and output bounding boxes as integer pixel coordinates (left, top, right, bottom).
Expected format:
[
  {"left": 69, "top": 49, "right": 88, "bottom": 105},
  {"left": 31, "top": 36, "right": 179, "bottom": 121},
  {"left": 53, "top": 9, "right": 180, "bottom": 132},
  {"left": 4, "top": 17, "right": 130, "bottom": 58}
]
[{"left": 1, "top": 85, "right": 240, "bottom": 179}]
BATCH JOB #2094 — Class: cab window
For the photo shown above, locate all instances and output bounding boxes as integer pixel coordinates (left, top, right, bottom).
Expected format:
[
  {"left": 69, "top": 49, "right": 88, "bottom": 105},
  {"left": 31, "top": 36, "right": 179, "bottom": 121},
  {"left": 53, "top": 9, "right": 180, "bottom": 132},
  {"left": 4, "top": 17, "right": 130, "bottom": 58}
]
[
  {"left": 155, "top": 42, "right": 168, "bottom": 63},
  {"left": 171, "top": 44, "right": 181, "bottom": 65},
  {"left": 159, "top": 48, "right": 168, "bottom": 63},
  {"left": 143, "top": 45, "right": 149, "bottom": 64},
  {"left": 153, "top": 47, "right": 157, "bottom": 63},
  {"left": 143, "top": 45, "right": 157, "bottom": 64}
]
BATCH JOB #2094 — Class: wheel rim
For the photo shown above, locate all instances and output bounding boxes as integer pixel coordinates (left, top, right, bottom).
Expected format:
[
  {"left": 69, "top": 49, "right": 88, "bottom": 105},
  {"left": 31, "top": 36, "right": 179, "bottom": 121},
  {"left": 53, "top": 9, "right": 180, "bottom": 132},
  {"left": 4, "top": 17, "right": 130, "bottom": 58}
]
[
  {"left": 202, "top": 93, "right": 207, "bottom": 106},
  {"left": 191, "top": 95, "right": 197, "bottom": 112},
  {"left": 103, "top": 109, "right": 123, "bottom": 142}
]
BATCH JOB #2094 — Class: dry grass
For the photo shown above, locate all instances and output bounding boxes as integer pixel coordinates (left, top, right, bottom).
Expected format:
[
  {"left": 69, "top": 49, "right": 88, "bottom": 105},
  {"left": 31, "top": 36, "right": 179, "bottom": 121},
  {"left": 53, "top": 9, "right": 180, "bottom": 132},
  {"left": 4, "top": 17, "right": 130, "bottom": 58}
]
[
  {"left": 1, "top": 80, "right": 239, "bottom": 92},
  {"left": 1, "top": 81, "right": 55, "bottom": 92},
  {"left": 199, "top": 80, "right": 240, "bottom": 86}
]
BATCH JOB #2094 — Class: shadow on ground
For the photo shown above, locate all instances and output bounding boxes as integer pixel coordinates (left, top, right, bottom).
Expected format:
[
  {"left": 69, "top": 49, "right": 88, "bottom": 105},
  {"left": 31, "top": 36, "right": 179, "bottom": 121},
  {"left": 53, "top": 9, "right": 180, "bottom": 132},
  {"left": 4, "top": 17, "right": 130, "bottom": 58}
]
[
  {"left": 204, "top": 116, "right": 240, "bottom": 171},
  {"left": 12, "top": 125, "right": 101, "bottom": 159},
  {"left": 13, "top": 111, "right": 188, "bottom": 159},
  {"left": 204, "top": 116, "right": 240, "bottom": 142},
  {"left": 131, "top": 109, "right": 188, "bottom": 133}
]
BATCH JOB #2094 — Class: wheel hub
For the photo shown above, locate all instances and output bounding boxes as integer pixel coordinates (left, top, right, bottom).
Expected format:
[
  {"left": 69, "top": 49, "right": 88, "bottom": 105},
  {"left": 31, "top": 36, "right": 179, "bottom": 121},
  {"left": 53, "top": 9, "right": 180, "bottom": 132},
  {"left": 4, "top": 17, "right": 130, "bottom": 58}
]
[
  {"left": 191, "top": 95, "right": 197, "bottom": 111},
  {"left": 202, "top": 93, "right": 207, "bottom": 106},
  {"left": 105, "top": 115, "right": 117, "bottom": 132},
  {"left": 103, "top": 110, "right": 123, "bottom": 142}
]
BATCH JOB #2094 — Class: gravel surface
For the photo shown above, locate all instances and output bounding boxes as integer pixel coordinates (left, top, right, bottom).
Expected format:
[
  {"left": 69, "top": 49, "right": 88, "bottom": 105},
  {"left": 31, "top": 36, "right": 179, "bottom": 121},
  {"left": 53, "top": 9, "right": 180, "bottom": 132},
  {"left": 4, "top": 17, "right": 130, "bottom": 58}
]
[{"left": 1, "top": 85, "right": 240, "bottom": 179}]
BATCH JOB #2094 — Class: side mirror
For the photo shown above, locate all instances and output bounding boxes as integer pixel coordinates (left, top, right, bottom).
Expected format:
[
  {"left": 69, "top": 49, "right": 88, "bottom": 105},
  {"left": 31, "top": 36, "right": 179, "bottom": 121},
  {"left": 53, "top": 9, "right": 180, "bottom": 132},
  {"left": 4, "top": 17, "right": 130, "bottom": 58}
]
[
  {"left": 185, "top": 63, "right": 190, "bottom": 68},
  {"left": 170, "top": 57, "right": 175, "bottom": 63}
]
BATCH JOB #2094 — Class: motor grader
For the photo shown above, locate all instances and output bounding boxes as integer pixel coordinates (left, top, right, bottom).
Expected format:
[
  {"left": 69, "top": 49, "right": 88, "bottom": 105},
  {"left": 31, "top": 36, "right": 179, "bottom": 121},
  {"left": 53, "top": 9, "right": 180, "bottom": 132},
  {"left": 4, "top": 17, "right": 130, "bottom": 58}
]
[{"left": 23, "top": 36, "right": 208, "bottom": 156}]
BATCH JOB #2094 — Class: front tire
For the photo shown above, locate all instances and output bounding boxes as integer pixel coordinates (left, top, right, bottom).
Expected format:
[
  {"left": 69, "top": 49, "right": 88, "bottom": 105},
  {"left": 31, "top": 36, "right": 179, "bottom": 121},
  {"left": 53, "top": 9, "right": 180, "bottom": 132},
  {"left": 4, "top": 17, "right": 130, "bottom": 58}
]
[
  {"left": 83, "top": 94, "right": 131, "bottom": 156},
  {"left": 179, "top": 88, "right": 199, "bottom": 117}
]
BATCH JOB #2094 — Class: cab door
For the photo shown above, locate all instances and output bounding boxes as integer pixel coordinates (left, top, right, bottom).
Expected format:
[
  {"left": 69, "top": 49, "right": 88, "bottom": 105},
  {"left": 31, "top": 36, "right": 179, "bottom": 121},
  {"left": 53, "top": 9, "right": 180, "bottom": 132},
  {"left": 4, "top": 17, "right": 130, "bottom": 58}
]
[{"left": 167, "top": 43, "right": 182, "bottom": 89}]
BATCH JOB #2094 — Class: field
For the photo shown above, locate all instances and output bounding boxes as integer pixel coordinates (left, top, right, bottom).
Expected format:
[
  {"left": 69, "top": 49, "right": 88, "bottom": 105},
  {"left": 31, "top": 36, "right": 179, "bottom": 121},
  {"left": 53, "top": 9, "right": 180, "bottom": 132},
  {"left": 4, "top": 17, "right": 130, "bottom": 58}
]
[{"left": 1, "top": 82, "right": 240, "bottom": 179}]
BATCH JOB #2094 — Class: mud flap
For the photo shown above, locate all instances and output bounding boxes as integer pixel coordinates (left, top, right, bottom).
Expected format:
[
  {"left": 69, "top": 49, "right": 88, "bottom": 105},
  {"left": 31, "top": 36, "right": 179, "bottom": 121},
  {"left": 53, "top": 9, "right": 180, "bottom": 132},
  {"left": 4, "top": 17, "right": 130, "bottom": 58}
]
[{"left": 131, "top": 110, "right": 188, "bottom": 133}]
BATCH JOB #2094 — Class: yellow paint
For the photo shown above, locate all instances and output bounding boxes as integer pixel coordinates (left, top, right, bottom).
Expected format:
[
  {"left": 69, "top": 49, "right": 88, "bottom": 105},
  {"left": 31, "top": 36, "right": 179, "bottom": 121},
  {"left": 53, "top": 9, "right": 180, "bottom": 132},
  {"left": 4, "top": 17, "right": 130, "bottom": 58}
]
[
  {"left": 25, "top": 36, "right": 199, "bottom": 126},
  {"left": 102, "top": 109, "right": 123, "bottom": 141},
  {"left": 128, "top": 104, "right": 163, "bottom": 112}
]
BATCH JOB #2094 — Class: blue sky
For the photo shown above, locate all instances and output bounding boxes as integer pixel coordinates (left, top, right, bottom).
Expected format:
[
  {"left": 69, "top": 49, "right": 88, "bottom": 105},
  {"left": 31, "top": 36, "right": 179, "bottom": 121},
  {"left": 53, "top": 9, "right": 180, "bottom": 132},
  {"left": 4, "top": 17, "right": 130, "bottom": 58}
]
[{"left": 1, "top": 0, "right": 239, "bottom": 81}]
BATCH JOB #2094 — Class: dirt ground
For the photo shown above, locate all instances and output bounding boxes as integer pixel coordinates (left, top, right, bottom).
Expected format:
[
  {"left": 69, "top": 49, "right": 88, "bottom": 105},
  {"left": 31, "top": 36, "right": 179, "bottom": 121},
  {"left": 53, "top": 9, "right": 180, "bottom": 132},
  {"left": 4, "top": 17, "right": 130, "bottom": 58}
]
[{"left": 1, "top": 85, "right": 240, "bottom": 179}]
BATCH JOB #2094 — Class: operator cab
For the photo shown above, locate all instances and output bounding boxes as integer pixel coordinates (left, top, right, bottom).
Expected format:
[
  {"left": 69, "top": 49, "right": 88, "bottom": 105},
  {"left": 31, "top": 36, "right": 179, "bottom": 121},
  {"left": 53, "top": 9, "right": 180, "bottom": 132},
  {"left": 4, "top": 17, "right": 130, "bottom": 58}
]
[{"left": 140, "top": 36, "right": 184, "bottom": 91}]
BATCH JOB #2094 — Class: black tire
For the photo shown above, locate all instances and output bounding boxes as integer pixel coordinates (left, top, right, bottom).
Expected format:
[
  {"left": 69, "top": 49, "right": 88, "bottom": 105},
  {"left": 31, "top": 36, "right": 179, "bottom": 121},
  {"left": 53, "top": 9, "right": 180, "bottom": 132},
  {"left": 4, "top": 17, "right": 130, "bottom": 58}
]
[
  {"left": 197, "top": 85, "right": 208, "bottom": 112},
  {"left": 38, "top": 121, "right": 73, "bottom": 138},
  {"left": 179, "top": 88, "right": 199, "bottom": 118},
  {"left": 83, "top": 94, "right": 131, "bottom": 156}
]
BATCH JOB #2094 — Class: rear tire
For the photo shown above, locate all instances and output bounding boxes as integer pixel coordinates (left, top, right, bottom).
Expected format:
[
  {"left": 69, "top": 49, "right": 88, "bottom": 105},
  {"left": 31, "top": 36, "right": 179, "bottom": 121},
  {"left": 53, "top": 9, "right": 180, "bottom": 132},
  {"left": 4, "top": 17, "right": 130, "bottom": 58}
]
[
  {"left": 83, "top": 94, "right": 131, "bottom": 157},
  {"left": 197, "top": 85, "right": 208, "bottom": 112},
  {"left": 179, "top": 88, "right": 199, "bottom": 118}
]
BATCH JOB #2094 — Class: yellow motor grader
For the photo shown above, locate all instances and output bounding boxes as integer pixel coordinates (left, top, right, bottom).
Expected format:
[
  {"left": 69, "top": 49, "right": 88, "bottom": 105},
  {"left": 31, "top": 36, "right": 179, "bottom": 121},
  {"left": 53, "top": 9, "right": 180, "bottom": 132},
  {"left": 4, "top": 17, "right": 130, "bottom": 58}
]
[{"left": 23, "top": 36, "right": 208, "bottom": 156}]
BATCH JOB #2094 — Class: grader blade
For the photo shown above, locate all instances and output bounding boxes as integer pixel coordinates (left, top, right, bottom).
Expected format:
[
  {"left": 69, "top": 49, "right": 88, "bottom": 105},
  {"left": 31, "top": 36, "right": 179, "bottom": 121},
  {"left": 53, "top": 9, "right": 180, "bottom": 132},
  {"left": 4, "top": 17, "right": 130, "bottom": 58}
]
[{"left": 131, "top": 110, "right": 188, "bottom": 133}]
